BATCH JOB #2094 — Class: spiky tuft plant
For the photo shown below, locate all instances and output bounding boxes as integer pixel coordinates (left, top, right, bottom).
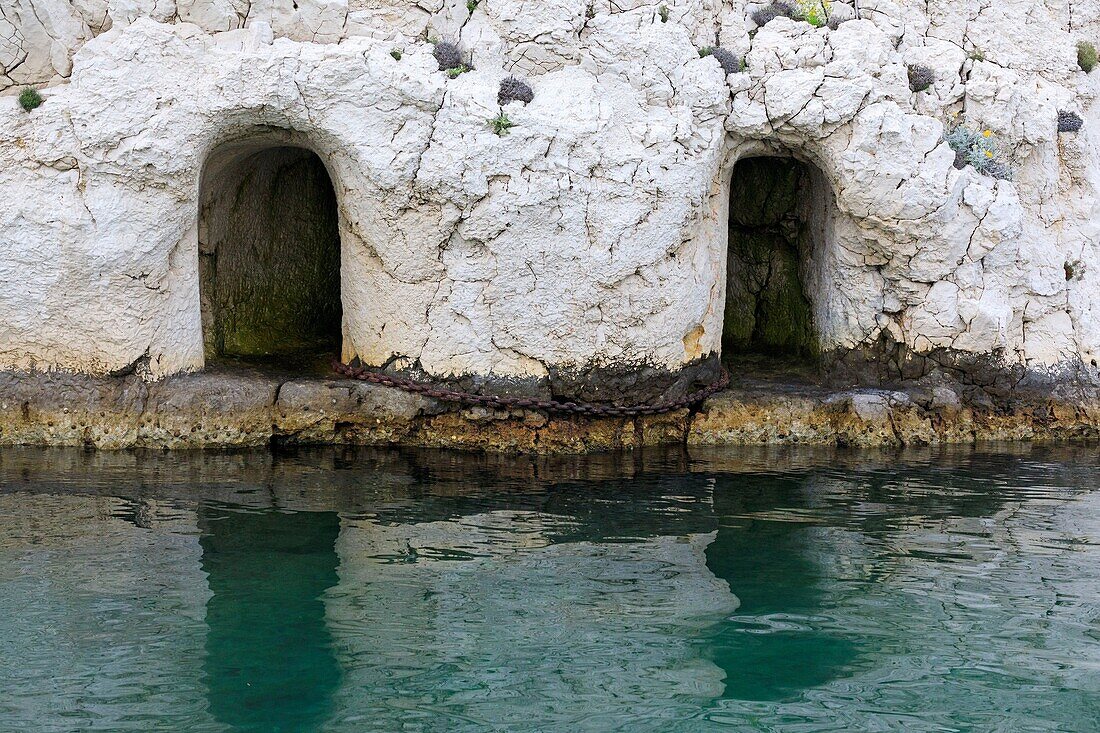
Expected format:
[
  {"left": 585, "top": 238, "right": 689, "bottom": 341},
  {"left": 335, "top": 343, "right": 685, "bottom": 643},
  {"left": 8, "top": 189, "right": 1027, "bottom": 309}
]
[
  {"left": 390, "top": 48, "right": 403, "bottom": 61},
  {"left": 18, "top": 87, "right": 43, "bottom": 112},
  {"left": 488, "top": 113, "right": 515, "bottom": 136},
  {"left": 908, "top": 65, "right": 935, "bottom": 93},
  {"left": 498, "top": 76, "right": 534, "bottom": 105},
  {"left": 709, "top": 47, "right": 740, "bottom": 76},
  {"left": 1079, "top": 42, "right": 1098, "bottom": 73},
  {"left": 1058, "top": 110, "right": 1084, "bottom": 133},
  {"left": 433, "top": 41, "right": 463, "bottom": 71},
  {"left": 467, "top": 0, "right": 479, "bottom": 13},
  {"left": 751, "top": 1, "right": 797, "bottom": 27}
]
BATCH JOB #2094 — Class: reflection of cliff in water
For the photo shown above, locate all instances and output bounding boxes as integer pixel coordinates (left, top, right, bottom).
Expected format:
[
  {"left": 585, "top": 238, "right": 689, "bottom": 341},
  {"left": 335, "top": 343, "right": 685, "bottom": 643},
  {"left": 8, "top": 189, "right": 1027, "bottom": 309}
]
[
  {"left": 199, "top": 506, "right": 342, "bottom": 733},
  {"left": 701, "top": 473, "right": 862, "bottom": 701}
]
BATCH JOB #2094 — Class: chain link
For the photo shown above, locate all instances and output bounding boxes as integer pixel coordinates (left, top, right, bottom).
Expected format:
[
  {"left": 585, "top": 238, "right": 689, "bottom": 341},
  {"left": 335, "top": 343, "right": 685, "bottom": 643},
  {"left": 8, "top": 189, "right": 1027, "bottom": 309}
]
[{"left": 332, "top": 360, "right": 729, "bottom": 417}]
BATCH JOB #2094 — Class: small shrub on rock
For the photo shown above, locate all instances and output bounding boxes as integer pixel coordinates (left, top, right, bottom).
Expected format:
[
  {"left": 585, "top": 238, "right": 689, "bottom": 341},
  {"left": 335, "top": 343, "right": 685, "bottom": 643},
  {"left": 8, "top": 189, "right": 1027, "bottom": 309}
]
[
  {"left": 751, "top": 1, "right": 797, "bottom": 27},
  {"left": 1058, "top": 110, "right": 1084, "bottom": 133},
  {"left": 1079, "top": 41, "right": 1098, "bottom": 73},
  {"left": 446, "top": 64, "right": 471, "bottom": 78},
  {"left": 18, "top": 87, "right": 43, "bottom": 112},
  {"left": 944, "top": 120, "right": 1013, "bottom": 180},
  {"left": 467, "top": 0, "right": 478, "bottom": 12},
  {"left": 488, "top": 113, "right": 515, "bottom": 136},
  {"left": 433, "top": 41, "right": 463, "bottom": 71},
  {"left": 658, "top": 4, "right": 669, "bottom": 22},
  {"left": 498, "top": 76, "right": 534, "bottom": 105},
  {"left": 390, "top": 49, "right": 402, "bottom": 61},
  {"left": 908, "top": 65, "right": 935, "bottom": 92},
  {"left": 710, "top": 47, "right": 740, "bottom": 75}
]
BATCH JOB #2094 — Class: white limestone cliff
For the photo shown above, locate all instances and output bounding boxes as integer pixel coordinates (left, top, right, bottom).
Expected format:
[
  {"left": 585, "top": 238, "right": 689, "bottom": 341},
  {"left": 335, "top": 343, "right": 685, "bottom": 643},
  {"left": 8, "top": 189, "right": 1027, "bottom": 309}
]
[{"left": 1, "top": 0, "right": 1099, "bottom": 391}]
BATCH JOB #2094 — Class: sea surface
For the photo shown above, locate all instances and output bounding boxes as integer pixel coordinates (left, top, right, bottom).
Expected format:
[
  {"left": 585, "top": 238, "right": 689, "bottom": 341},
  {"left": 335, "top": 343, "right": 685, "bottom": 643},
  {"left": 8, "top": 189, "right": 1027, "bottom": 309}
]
[{"left": 0, "top": 445, "right": 1098, "bottom": 732}]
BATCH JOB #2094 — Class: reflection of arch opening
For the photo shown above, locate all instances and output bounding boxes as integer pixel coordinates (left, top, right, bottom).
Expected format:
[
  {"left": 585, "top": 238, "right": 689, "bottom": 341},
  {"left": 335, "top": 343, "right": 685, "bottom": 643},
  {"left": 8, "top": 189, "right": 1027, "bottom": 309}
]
[
  {"left": 199, "top": 138, "right": 342, "bottom": 363},
  {"left": 723, "top": 156, "right": 833, "bottom": 365}
]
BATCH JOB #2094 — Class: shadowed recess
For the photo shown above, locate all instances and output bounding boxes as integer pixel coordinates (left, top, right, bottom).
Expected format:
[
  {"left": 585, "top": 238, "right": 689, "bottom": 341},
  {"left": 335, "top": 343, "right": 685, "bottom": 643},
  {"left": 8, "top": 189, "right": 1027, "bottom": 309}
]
[
  {"left": 724, "top": 156, "right": 825, "bottom": 362},
  {"left": 199, "top": 145, "right": 342, "bottom": 360}
]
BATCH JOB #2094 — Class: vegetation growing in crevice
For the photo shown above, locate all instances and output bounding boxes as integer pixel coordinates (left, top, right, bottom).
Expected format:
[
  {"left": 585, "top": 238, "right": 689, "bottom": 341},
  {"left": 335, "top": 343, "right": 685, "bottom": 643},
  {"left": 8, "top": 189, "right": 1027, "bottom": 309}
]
[
  {"left": 390, "top": 48, "right": 402, "bottom": 61},
  {"left": 658, "top": 4, "right": 669, "bottom": 22},
  {"left": 908, "top": 65, "right": 934, "bottom": 92},
  {"left": 433, "top": 41, "right": 463, "bottom": 71},
  {"left": 488, "top": 113, "right": 515, "bottom": 135},
  {"left": 795, "top": 0, "right": 830, "bottom": 27},
  {"left": 467, "top": 0, "right": 479, "bottom": 13},
  {"left": 1078, "top": 41, "right": 1098, "bottom": 73},
  {"left": 446, "top": 65, "right": 472, "bottom": 78},
  {"left": 751, "top": 0, "right": 831, "bottom": 29},
  {"left": 498, "top": 76, "right": 534, "bottom": 105},
  {"left": 944, "top": 120, "right": 1013, "bottom": 180},
  {"left": 699, "top": 46, "right": 740, "bottom": 75},
  {"left": 18, "top": 87, "right": 43, "bottom": 112},
  {"left": 751, "top": 1, "right": 797, "bottom": 27},
  {"left": 1058, "top": 110, "right": 1084, "bottom": 133}
]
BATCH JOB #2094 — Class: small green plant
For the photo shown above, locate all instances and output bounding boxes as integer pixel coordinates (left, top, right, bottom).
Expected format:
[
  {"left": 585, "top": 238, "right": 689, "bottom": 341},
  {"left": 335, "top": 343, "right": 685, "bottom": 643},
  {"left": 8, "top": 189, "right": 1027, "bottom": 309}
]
[
  {"left": 390, "top": 48, "right": 403, "bottom": 61},
  {"left": 796, "top": 0, "right": 830, "bottom": 27},
  {"left": 586, "top": 4, "right": 595, "bottom": 19},
  {"left": 446, "top": 64, "right": 471, "bottom": 78},
  {"left": 698, "top": 46, "right": 713, "bottom": 57},
  {"left": 1079, "top": 41, "right": 1098, "bottom": 73},
  {"left": 969, "top": 49, "right": 985, "bottom": 61},
  {"left": 488, "top": 113, "right": 515, "bottom": 136},
  {"left": 467, "top": 0, "right": 479, "bottom": 13},
  {"left": 944, "top": 119, "right": 1012, "bottom": 180},
  {"left": 658, "top": 4, "right": 669, "bottom": 22},
  {"left": 18, "top": 87, "right": 43, "bottom": 112}
]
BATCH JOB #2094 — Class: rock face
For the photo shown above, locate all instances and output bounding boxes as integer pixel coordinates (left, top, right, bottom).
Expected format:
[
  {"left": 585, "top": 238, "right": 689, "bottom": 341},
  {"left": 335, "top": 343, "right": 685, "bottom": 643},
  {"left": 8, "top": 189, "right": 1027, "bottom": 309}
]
[{"left": 1, "top": 1, "right": 1100, "bottom": 410}]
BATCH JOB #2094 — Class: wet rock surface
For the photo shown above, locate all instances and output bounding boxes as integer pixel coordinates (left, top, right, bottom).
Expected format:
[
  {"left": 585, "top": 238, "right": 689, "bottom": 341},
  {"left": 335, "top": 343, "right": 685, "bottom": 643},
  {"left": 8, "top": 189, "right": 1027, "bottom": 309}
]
[{"left": 3, "top": 365, "right": 1099, "bottom": 453}]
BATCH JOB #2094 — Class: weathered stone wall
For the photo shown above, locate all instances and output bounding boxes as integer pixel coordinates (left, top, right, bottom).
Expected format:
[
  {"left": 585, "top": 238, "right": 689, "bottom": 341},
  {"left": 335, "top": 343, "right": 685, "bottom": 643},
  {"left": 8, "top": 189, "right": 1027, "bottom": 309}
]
[{"left": 2, "top": 0, "right": 1100, "bottom": 399}]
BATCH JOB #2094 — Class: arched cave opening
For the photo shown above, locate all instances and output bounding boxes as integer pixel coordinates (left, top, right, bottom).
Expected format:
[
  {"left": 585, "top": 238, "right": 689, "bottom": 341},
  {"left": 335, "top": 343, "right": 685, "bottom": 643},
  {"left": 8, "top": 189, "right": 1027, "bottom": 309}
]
[
  {"left": 199, "top": 144, "right": 342, "bottom": 365},
  {"left": 723, "top": 156, "right": 829, "bottom": 370}
]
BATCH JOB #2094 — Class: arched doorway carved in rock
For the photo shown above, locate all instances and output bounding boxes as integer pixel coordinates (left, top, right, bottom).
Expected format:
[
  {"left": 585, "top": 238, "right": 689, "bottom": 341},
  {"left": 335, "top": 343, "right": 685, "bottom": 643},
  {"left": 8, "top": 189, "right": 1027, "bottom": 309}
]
[
  {"left": 723, "top": 155, "right": 836, "bottom": 372},
  {"left": 198, "top": 135, "right": 342, "bottom": 367}
]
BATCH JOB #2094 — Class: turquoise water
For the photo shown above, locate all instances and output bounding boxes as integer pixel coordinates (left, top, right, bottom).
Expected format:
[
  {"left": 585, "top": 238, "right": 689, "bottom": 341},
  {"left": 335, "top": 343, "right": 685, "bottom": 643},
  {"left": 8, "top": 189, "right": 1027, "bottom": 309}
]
[{"left": 1, "top": 446, "right": 1099, "bottom": 731}]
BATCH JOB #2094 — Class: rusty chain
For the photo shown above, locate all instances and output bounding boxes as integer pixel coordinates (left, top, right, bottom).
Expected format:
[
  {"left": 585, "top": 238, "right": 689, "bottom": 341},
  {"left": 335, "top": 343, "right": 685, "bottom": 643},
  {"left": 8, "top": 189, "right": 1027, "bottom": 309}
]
[{"left": 332, "top": 359, "right": 730, "bottom": 417}]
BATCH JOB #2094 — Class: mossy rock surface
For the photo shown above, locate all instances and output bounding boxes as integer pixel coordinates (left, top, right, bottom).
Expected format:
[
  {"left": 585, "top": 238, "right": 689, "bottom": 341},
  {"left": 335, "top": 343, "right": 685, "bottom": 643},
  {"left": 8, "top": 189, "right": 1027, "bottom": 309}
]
[
  {"left": 200, "top": 147, "right": 342, "bottom": 359},
  {"left": 723, "top": 157, "right": 817, "bottom": 361}
]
